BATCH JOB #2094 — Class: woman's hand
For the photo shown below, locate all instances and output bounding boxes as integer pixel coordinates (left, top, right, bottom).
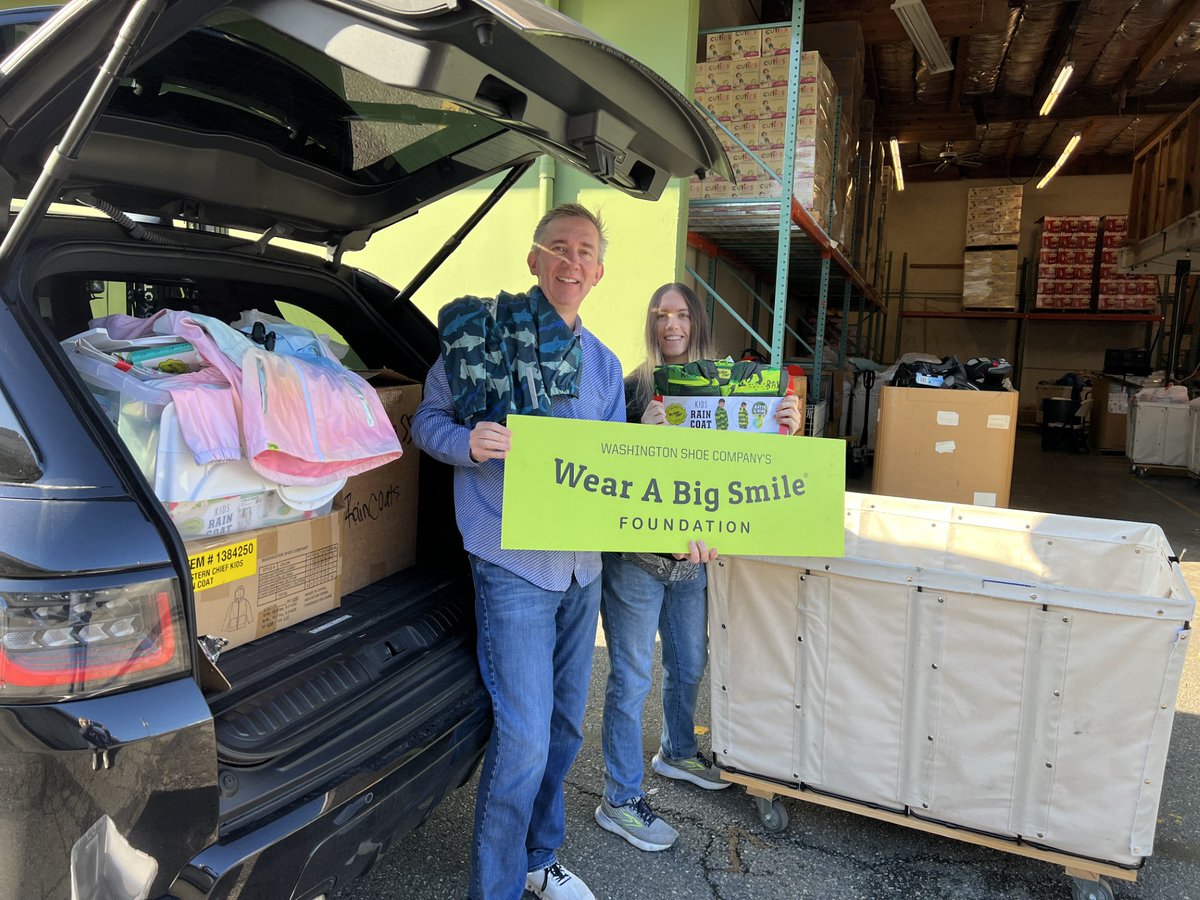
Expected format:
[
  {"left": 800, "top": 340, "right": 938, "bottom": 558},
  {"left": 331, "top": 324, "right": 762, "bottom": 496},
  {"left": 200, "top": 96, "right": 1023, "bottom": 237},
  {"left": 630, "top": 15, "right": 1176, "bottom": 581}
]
[
  {"left": 775, "top": 394, "right": 802, "bottom": 435},
  {"left": 641, "top": 399, "right": 668, "bottom": 425},
  {"left": 468, "top": 421, "right": 511, "bottom": 462},
  {"left": 672, "top": 539, "right": 719, "bottom": 563}
]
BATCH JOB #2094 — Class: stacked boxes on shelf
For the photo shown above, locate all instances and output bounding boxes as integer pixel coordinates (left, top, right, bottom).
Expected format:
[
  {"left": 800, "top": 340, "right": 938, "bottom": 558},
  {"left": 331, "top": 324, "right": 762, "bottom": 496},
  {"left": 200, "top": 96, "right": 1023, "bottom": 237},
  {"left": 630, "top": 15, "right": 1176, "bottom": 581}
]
[
  {"left": 1097, "top": 215, "right": 1158, "bottom": 311},
  {"left": 1034, "top": 215, "right": 1101, "bottom": 309},
  {"left": 962, "top": 185, "right": 1022, "bottom": 309},
  {"left": 964, "top": 185, "right": 1022, "bottom": 247},
  {"left": 801, "top": 22, "right": 866, "bottom": 245},
  {"left": 962, "top": 249, "right": 1020, "bottom": 310},
  {"left": 691, "top": 28, "right": 840, "bottom": 230}
]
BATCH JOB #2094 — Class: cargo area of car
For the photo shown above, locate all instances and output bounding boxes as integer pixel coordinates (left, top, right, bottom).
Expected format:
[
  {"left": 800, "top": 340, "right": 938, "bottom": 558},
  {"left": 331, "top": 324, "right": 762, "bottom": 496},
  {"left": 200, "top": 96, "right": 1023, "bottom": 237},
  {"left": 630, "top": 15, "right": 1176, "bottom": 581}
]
[{"left": 22, "top": 218, "right": 489, "bottom": 834}]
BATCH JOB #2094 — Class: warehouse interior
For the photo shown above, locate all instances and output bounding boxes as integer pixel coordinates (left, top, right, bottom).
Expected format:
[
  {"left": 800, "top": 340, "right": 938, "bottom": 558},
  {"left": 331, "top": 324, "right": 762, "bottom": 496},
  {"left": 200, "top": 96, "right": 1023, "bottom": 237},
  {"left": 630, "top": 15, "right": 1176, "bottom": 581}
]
[{"left": 685, "top": 0, "right": 1200, "bottom": 544}]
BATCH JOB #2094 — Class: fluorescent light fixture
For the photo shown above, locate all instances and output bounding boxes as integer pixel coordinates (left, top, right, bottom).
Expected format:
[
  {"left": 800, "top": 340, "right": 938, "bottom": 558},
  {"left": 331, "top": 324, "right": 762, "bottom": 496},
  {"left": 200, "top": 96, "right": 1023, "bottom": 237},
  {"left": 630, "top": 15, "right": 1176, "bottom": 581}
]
[
  {"left": 1037, "top": 132, "right": 1082, "bottom": 189},
  {"left": 889, "top": 137, "right": 905, "bottom": 191},
  {"left": 1039, "top": 60, "right": 1075, "bottom": 116},
  {"left": 891, "top": 0, "right": 955, "bottom": 75}
]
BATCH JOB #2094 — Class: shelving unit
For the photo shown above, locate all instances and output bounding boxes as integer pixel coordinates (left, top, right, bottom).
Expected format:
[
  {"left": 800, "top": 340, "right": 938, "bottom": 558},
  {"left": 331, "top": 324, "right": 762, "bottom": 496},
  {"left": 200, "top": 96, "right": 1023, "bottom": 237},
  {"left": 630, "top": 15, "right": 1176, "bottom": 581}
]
[
  {"left": 686, "top": 3, "right": 887, "bottom": 414},
  {"left": 892, "top": 250, "right": 1165, "bottom": 390}
]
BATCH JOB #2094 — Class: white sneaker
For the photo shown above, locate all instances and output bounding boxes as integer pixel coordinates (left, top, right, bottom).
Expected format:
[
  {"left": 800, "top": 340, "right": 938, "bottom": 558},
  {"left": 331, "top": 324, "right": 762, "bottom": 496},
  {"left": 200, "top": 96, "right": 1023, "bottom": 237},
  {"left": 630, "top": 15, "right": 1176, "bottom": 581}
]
[{"left": 524, "top": 862, "right": 595, "bottom": 900}]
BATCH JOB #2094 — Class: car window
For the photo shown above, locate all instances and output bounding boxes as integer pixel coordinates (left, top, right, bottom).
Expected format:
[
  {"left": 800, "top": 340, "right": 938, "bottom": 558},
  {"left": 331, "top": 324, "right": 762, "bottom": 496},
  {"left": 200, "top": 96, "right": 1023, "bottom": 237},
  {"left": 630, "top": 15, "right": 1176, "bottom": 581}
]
[
  {"left": 106, "top": 14, "right": 505, "bottom": 183},
  {"left": 0, "top": 383, "right": 42, "bottom": 484},
  {"left": 275, "top": 302, "right": 365, "bottom": 370}
]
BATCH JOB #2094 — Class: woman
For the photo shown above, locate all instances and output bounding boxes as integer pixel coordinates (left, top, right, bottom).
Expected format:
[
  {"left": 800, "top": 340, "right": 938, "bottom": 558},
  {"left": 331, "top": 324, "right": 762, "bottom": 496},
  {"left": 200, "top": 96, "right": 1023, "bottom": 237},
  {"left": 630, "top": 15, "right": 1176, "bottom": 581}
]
[{"left": 593, "top": 283, "right": 801, "bottom": 852}]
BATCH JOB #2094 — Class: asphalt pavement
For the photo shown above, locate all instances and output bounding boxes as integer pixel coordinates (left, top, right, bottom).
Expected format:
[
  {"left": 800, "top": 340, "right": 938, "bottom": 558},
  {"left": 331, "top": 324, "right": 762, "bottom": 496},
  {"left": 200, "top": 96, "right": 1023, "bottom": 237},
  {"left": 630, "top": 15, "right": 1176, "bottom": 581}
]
[{"left": 333, "top": 564, "right": 1200, "bottom": 900}]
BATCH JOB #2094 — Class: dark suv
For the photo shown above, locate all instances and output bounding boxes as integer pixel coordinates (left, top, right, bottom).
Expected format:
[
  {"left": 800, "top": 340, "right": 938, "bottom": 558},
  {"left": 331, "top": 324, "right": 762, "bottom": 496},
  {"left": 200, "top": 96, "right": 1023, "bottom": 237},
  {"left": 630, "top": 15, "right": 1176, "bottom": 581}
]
[{"left": 0, "top": 2, "right": 726, "bottom": 897}]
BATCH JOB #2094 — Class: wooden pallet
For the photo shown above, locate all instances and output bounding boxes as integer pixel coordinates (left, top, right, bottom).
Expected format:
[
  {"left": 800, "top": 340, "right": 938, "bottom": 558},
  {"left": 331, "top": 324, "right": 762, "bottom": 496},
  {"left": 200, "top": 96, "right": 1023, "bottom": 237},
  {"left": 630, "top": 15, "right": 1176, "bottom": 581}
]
[{"left": 723, "top": 768, "right": 1138, "bottom": 895}]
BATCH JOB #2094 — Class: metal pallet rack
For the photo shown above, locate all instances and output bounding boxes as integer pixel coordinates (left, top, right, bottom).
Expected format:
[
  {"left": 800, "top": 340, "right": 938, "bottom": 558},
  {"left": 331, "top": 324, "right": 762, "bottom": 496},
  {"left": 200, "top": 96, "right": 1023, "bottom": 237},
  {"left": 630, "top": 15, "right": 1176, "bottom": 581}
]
[
  {"left": 686, "top": 1, "right": 887, "bottom": 419},
  {"left": 891, "top": 253, "right": 1165, "bottom": 390}
]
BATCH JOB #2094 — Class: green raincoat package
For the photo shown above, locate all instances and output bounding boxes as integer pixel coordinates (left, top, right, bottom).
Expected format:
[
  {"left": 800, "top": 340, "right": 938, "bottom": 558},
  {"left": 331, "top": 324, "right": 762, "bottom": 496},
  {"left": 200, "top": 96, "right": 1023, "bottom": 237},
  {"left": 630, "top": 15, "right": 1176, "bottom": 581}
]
[{"left": 654, "top": 359, "right": 795, "bottom": 434}]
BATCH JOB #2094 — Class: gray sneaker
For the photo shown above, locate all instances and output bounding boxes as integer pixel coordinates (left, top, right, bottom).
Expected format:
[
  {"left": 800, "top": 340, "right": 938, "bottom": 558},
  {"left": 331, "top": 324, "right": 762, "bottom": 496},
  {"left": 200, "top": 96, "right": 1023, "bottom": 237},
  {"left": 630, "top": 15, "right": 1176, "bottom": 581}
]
[
  {"left": 651, "top": 750, "right": 732, "bottom": 790},
  {"left": 594, "top": 796, "right": 679, "bottom": 851},
  {"left": 524, "top": 862, "right": 595, "bottom": 900}
]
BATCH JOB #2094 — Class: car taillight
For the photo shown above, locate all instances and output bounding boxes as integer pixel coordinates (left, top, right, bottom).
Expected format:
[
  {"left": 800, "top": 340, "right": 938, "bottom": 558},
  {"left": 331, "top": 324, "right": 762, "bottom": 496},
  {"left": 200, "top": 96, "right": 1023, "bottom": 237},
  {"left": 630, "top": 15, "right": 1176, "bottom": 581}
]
[{"left": 0, "top": 577, "right": 189, "bottom": 701}]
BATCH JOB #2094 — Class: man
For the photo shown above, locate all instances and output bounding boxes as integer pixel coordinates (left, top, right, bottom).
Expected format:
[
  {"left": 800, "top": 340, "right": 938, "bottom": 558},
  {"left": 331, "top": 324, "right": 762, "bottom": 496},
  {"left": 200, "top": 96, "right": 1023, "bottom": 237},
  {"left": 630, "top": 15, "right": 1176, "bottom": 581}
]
[{"left": 412, "top": 203, "right": 621, "bottom": 900}]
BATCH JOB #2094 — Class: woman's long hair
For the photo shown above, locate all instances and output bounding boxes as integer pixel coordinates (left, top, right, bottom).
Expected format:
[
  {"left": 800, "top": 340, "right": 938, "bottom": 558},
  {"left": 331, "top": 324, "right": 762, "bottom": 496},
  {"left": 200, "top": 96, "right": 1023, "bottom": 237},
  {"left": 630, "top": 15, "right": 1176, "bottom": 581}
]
[{"left": 631, "top": 282, "right": 716, "bottom": 414}]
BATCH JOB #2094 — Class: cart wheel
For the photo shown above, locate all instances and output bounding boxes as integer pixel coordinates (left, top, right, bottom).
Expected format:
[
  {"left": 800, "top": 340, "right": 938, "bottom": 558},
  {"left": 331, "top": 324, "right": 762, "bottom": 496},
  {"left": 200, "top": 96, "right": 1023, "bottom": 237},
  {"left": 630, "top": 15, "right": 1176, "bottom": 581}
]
[
  {"left": 1133, "top": 466, "right": 1147, "bottom": 478},
  {"left": 753, "top": 795, "right": 789, "bottom": 833},
  {"left": 1069, "top": 876, "right": 1114, "bottom": 900}
]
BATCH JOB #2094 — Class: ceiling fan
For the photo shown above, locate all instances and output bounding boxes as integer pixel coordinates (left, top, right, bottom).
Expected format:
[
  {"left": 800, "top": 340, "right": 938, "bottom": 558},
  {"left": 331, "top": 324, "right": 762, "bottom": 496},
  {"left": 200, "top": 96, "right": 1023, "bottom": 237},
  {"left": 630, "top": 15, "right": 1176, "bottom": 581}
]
[{"left": 910, "top": 142, "right": 985, "bottom": 173}]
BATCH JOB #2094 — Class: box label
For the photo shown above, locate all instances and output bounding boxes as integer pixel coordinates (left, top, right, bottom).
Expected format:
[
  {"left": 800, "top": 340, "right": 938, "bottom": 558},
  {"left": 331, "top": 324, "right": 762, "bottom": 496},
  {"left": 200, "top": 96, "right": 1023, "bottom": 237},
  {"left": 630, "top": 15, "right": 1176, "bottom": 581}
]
[
  {"left": 987, "top": 414, "right": 1012, "bottom": 430},
  {"left": 936, "top": 411, "right": 959, "bottom": 427},
  {"left": 188, "top": 538, "right": 258, "bottom": 592},
  {"left": 935, "top": 441, "right": 956, "bottom": 454},
  {"left": 662, "top": 395, "right": 787, "bottom": 434}
]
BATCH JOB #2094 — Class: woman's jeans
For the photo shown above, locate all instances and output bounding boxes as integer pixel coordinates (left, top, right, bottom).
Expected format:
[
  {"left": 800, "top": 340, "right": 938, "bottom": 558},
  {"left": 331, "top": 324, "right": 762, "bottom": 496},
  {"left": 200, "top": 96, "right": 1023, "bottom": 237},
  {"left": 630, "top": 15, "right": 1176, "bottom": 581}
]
[
  {"left": 467, "top": 555, "right": 601, "bottom": 900},
  {"left": 599, "top": 552, "right": 709, "bottom": 806}
]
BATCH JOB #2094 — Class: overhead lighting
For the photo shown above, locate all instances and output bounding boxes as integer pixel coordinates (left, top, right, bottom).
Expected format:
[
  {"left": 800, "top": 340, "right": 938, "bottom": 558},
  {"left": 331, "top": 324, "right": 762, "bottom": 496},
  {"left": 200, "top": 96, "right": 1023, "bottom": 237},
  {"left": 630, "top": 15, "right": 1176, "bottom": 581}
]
[
  {"left": 891, "top": 0, "right": 955, "bottom": 75},
  {"left": 1037, "top": 132, "right": 1082, "bottom": 189},
  {"left": 1039, "top": 60, "right": 1075, "bottom": 116},
  {"left": 889, "top": 137, "right": 905, "bottom": 191}
]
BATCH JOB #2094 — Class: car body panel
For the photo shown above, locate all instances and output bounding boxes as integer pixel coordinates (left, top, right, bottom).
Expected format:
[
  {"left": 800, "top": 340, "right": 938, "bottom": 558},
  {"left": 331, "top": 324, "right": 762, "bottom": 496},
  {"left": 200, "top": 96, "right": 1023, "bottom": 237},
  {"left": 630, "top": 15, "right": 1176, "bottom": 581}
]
[
  {"left": 0, "top": 0, "right": 729, "bottom": 244},
  {"left": 0, "top": 678, "right": 218, "bottom": 899}
]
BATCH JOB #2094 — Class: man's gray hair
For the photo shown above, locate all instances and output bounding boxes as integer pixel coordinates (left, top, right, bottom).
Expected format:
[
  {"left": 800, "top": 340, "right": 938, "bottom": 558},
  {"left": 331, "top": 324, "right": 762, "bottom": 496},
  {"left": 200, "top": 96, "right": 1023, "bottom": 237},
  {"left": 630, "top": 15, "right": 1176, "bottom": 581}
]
[{"left": 531, "top": 202, "right": 608, "bottom": 262}]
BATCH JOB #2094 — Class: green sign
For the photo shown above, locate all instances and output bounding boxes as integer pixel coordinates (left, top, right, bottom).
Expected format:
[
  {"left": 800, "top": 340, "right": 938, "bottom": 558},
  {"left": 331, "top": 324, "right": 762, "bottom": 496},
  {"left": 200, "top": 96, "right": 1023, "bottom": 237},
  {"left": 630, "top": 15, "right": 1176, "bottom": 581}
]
[{"left": 501, "top": 416, "right": 845, "bottom": 556}]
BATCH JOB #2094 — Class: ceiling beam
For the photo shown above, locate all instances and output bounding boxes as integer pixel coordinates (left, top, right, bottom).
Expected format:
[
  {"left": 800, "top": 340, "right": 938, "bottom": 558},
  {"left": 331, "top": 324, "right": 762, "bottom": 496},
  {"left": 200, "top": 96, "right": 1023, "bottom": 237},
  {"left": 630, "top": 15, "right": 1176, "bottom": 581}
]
[
  {"left": 947, "top": 37, "right": 965, "bottom": 111},
  {"left": 1119, "top": 0, "right": 1200, "bottom": 97},
  {"left": 904, "top": 153, "right": 1132, "bottom": 183},
  {"left": 878, "top": 90, "right": 1199, "bottom": 143}
]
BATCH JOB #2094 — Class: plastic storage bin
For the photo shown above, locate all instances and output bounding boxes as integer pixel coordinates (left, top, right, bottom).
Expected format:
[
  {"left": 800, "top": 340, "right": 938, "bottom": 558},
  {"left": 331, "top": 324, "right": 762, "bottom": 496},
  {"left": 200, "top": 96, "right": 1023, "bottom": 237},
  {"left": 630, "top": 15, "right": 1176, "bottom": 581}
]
[
  {"left": 708, "top": 492, "right": 1192, "bottom": 869},
  {"left": 1126, "top": 398, "right": 1190, "bottom": 468}
]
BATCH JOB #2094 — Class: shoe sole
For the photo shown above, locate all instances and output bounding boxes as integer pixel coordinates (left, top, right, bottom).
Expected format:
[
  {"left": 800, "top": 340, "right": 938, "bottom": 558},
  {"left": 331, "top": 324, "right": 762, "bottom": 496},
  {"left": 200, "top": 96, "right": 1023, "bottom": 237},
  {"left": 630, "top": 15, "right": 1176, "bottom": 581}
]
[
  {"left": 593, "top": 805, "right": 675, "bottom": 852},
  {"left": 651, "top": 753, "right": 733, "bottom": 790}
]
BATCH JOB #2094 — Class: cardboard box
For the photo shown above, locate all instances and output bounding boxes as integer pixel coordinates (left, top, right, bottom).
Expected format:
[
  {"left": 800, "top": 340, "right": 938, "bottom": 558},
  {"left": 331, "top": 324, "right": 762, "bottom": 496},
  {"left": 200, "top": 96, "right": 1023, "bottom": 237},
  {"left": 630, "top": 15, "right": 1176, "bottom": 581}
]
[
  {"left": 1091, "top": 375, "right": 1139, "bottom": 451},
  {"left": 187, "top": 505, "right": 343, "bottom": 651},
  {"left": 872, "top": 387, "right": 1019, "bottom": 507},
  {"left": 336, "top": 371, "right": 422, "bottom": 595},
  {"left": 729, "top": 29, "right": 762, "bottom": 58},
  {"left": 705, "top": 30, "right": 731, "bottom": 61}
]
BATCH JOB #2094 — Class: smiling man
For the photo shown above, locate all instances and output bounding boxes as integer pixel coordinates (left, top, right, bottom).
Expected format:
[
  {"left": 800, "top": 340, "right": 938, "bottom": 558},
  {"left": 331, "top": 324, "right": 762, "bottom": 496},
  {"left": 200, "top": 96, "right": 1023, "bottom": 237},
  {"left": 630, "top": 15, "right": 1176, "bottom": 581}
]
[{"left": 412, "top": 203, "right": 624, "bottom": 900}]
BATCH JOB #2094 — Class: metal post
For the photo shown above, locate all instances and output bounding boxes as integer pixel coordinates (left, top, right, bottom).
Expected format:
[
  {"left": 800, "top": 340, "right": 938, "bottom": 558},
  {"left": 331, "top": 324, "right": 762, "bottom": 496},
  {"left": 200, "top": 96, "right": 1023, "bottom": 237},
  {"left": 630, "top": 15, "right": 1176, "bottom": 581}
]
[
  {"left": 882, "top": 251, "right": 893, "bottom": 362},
  {"left": 770, "top": 0, "right": 805, "bottom": 368},
  {"left": 838, "top": 281, "right": 852, "bottom": 367},
  {"left": 812, "top": 255, "right": 831, "bottom": 400},
  {"left": 1167, "top": 258, "right": 1192, "bottom": 379},
  {"left": 707, "top": 253, "right": 718, "bottom": 323},
  {"left": 893, "top": 252, "right": 908, "bottom": 361}
]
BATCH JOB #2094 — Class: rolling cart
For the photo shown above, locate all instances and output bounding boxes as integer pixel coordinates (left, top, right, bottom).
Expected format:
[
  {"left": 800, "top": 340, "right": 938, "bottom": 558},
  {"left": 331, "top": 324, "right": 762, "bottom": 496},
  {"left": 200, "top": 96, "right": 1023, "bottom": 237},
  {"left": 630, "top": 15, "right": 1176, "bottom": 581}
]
[{"left": 708, "top": 493, "right": 1193, "bottom": 899}]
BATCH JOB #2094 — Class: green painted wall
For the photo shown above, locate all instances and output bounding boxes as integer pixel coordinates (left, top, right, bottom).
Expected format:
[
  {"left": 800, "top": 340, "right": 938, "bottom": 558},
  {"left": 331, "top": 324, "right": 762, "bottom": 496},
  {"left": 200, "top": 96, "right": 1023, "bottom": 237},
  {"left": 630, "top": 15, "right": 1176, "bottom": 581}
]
[{"left": 345, "top": 0, "right": 700, "bottom": 372}]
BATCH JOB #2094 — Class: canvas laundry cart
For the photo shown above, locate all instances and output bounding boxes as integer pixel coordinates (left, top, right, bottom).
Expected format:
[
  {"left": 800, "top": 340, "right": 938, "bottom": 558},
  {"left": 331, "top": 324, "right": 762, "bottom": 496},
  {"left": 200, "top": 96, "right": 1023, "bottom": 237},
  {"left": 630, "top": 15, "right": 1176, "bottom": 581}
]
[
  {"left": 708, "top": 492, "right": 1193, "bottom": 900},
  {"left": 1126, "top": 397, "right": 1190, "bottom": 476}
]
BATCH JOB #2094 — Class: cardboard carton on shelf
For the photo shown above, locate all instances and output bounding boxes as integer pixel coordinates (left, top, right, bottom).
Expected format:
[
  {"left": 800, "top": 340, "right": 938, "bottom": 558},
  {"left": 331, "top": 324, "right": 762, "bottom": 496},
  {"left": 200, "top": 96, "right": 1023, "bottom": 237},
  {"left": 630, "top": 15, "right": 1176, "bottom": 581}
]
[{"left": 872, "top": 387, "right": 1019, "bottom": 507}]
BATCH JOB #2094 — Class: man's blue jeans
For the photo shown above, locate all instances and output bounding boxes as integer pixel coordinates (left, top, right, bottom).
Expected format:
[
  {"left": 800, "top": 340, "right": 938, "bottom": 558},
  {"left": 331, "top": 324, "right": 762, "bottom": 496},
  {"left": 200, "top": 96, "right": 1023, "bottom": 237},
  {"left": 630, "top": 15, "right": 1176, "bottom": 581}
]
[
  {"left": 598, "top": 552, "right": 709, "bottom": 806},
  {"left": 467, "top": 555, "right": 601, "bottom": 900}
]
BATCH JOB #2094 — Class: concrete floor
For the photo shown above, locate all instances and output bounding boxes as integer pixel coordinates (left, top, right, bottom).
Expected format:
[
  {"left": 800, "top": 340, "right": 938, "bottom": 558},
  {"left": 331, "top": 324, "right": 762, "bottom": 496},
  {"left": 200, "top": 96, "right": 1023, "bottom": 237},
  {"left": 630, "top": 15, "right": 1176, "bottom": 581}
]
[{"left": 336, "top": 431, "right": 1200, "bottom": 900}]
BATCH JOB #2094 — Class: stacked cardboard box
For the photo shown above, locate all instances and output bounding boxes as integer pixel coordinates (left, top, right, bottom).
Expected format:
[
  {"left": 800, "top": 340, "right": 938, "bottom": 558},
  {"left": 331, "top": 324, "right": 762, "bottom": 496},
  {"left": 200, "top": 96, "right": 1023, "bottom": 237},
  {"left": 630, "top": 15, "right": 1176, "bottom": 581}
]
[
  {"left": 1097, "top": 215, "right": 1158, "bottom": 311},
  {"left": 1034, "top": 215, "right": 1101, "bottom": 309},
  {"left": 799, "top": 22, "right": 866, "bottom": 245},
  {"left": 965, "top": 185, "right": 1022, "bottom": 247},
  {"left": 692, "top": 37, "right": 840, "bottom": 230},
  {"left": 962, "top": 248, "right": 1019, "bottom": 309}
]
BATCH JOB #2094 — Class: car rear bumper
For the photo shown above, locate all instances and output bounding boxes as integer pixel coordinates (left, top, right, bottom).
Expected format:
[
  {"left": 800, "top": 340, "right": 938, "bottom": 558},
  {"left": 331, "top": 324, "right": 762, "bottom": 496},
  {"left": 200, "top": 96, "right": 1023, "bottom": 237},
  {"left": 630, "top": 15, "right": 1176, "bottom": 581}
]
[{"left": 168, "top": 686, "right": 490, "bottom": 900}]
